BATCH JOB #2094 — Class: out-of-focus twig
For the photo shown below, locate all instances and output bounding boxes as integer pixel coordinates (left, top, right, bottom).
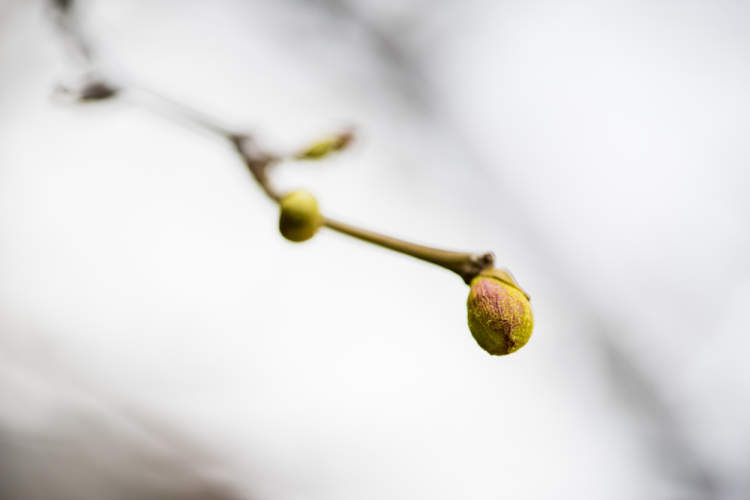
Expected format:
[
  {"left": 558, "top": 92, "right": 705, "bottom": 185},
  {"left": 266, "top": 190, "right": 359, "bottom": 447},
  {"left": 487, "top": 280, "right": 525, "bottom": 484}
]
[
  {"left": 598, "top": 330, "right": 721, "bottom": 499},
  {"left": 48, "top": 0, "right": 92, "bottom": 68}
]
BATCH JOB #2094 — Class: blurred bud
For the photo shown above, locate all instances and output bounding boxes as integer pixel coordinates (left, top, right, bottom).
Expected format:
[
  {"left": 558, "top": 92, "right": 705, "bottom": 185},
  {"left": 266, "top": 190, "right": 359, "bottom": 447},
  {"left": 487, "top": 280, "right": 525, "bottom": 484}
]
[
  {"left": 466, "top": 268, "right": 533, "bottom": 355},
  {"left": 279, "top": 190, "right": 323, "bottom": 242},
  {"left": 294, "top": 131, "right": 353, "bottom": 160},
  {"left": 78, "top": 80, "right": 118, "bottom": 101},
  {"left": 55, "top": 78, "right": 118, "bottom": 102}
]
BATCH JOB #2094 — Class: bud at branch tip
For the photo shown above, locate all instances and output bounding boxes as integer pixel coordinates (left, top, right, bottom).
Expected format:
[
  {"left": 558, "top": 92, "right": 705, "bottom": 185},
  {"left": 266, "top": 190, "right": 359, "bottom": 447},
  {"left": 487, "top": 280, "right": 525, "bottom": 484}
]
[{"left": 466, "top": 268, "right": 533, "bottom": 355}]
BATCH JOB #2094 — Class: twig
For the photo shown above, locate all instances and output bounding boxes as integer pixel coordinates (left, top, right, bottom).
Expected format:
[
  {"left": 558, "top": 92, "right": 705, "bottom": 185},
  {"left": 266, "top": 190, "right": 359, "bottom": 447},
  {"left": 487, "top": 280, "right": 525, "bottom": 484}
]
[
  {"left": 47, "top": 0, "right": 497, "bottom": 285},
  {"left": 323, "top": 218, "right": 494, "bottom": 284}
]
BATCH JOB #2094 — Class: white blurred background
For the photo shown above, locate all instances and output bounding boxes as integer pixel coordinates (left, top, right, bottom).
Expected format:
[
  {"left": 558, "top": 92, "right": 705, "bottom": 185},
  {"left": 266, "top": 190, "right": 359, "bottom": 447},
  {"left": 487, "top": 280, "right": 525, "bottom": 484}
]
[{"left": 1, "top": 0, "right": 749, "bottom": 498}]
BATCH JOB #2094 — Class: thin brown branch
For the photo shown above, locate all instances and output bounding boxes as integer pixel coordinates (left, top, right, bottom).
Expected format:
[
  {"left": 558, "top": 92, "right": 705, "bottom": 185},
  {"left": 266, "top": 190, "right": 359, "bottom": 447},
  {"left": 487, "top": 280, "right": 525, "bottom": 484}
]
[
  {"left": 46, "top": 0, "right": 497, "bottom": 285},
  {"left": 323, "top": 218, "right": 494, "bottom": 284},
  {"left": 126, "top": 85, "right": 237, "bottom": 140},
  {"left": 230, "top": 134, "right": 282, "bottom": 202}
]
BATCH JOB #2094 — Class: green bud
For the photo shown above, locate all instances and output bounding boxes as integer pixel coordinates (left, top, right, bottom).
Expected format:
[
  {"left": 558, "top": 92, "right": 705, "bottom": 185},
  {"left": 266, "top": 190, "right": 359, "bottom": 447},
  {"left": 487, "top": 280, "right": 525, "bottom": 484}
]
[
  {"left": 466, "top": 268, "right": 533, "bottom": 355},
  {"left": 295, "top": 132, "right": 353, "bottom": 160},
  {"left": 279, "top": 189, "right": 323, "bottom": 242}
]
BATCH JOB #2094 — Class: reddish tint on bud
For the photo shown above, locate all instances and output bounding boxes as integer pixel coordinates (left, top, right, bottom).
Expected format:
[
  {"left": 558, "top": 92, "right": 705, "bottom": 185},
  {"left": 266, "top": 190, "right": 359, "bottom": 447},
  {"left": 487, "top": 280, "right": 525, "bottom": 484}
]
[{"left": 466, "top": 269, "right": 533, "bottom": 355}]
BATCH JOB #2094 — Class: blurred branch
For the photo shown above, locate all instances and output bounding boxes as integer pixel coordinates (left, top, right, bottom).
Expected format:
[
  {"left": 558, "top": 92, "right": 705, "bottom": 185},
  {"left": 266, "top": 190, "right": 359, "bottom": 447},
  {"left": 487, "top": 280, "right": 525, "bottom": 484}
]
[
  {"left": 46, "top": 0, "right": 496, "bottom": 285},
  {"left": 597, "top": 330, "right": 720, "bottom": 499},
  {"left": 48, "top": 0, "right": 92, "bottom": 68},
  {"left": 301, "top": 0, "right": 431, "bottom": 112}
]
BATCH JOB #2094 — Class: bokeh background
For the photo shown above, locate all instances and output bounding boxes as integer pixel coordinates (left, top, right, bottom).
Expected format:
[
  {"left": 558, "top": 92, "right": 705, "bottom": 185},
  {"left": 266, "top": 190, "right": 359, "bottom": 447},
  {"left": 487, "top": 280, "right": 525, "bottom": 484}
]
[{"left": 1, "top": 0, "right": 749, "bottom": 499}]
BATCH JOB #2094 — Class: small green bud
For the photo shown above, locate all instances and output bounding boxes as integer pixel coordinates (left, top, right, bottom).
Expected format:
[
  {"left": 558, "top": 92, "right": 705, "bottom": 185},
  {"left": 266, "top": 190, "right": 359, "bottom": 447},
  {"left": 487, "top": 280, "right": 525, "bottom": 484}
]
[
  {"left": 466, "top": 268, "right": 533, "bottom": 355},
  {"left": 279, "top": 189, "right": 323, "bottom": 242},
  {"left": 295, "top": 131, "right": 353, "bottom": 160}
]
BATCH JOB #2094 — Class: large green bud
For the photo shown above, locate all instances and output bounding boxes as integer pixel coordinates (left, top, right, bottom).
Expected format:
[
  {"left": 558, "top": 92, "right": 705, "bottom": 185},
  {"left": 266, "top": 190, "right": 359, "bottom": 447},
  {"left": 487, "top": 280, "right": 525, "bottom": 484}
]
[
  {"left": 467, "top": 268, "right": 533, "bottom": 355},
  {"left": 279, "top": 189, "right": 323, "bottom": 242}
]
